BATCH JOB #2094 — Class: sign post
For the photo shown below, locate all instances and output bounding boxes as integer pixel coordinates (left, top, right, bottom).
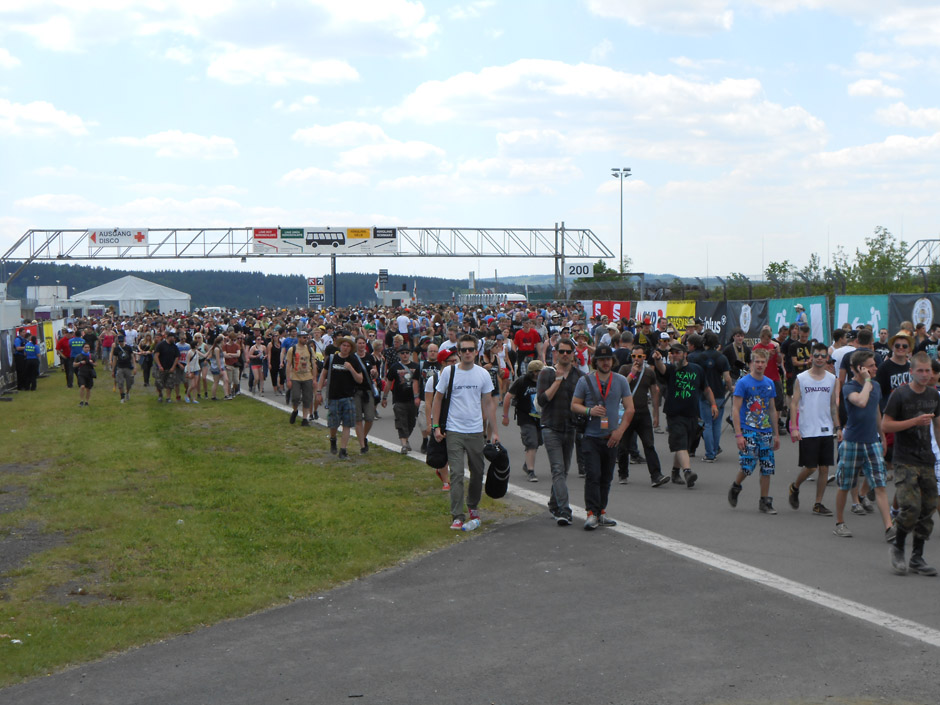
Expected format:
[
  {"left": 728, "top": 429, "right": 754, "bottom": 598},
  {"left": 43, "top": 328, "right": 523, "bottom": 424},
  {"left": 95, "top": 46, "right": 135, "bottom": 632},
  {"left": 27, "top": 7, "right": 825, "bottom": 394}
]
[{"left": 307, "top": 277, "right": 325, "bottom": 308}]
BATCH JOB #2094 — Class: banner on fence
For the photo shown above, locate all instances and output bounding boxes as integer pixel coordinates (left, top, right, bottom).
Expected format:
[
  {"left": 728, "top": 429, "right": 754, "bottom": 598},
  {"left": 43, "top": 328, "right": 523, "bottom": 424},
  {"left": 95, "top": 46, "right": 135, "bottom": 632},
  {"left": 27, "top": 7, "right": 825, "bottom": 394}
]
[
  {"left": 888, "top": 294, "right": 940, "bottom": 334},
  {"left": 767, "top": 296, "right": 829, "bottom": 345},
  {"left": 666, "top": 301, "right": 695, "bottom": 330},
  {"left": 635, "top": 301, "right": 667, "bottom": 328},
  {"left": 695, "top": 301, "right": 729, "bottom": 345},
  {"left": 724, "top": 300, "right": 769, "bottom": 347},
  {"left": 835, "top": 295, "right": 888, "bottom": 333},
  {"left": 592, "top": 301, "right": 631, "bottom": 322}
]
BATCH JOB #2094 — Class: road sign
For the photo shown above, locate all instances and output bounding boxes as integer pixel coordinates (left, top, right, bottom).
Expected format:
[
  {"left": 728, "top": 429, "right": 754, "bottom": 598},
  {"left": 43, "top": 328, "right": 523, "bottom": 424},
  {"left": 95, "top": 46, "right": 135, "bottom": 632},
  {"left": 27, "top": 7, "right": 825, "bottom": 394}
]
[
  {"left": 307, "top": 276, "right": 325, "bottom": 306},
  {"left": 87, "top": 228, "right": 149, "bottom": 249}
]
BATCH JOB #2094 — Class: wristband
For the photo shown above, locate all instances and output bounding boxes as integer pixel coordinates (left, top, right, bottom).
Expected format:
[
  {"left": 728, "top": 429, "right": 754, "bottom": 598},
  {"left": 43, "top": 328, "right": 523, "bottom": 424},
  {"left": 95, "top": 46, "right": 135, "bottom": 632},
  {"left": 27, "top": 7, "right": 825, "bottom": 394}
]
[
  {"left": 735, "top": 434, "right": 743, "bottom": 438},
  {"left": 431, "top": 424, "right": 440, "bottom": 429}
]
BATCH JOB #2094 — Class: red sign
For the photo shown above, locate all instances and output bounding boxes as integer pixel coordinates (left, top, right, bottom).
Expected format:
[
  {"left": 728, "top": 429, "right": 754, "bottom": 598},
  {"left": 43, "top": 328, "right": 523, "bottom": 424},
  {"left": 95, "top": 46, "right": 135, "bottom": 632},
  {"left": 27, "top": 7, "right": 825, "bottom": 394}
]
[
  {"left": 592, "top": 301, "right": 631, "bottom": 321},
  {"left": 253, "top": 228, "right": 277, "bottom": 238}
]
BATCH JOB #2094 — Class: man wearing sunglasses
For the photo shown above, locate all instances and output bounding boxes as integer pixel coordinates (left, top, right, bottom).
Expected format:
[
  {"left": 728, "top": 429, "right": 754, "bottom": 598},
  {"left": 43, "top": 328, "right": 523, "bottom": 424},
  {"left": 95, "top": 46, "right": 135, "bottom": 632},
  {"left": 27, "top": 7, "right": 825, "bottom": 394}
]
[
  {"left": 430, "top": 335, "right": 499, "bottom": 531},
  {"left": 617, "top": 348, "right": 668, "bottom": 487},
  {"left": 875, "top": 331, "right": 914, "bottom": 473},
  {"left": 788, "top": 342, "right": 839, "bottom": 517}
]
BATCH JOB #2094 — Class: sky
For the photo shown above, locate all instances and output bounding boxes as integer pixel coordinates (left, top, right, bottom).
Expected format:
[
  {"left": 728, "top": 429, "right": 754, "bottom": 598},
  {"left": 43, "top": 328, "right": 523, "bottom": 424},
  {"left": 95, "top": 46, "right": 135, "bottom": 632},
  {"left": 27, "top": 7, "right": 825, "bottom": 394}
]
[{"left": 2, "top": 0, "right": 940, "bottom": 286}]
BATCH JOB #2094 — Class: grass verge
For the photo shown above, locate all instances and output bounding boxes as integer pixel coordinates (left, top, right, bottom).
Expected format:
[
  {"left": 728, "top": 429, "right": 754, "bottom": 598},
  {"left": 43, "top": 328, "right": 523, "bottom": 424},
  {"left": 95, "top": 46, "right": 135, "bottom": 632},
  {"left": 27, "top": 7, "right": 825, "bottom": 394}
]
[{"left": 0, "top": 373, "right": 518, "bottom": 686}]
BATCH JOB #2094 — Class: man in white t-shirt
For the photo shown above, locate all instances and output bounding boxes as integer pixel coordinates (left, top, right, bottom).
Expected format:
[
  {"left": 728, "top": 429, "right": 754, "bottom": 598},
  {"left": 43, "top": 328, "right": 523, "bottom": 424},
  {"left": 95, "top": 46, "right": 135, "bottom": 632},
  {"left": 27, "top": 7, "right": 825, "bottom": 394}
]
[
  {"left": 788, "top": 342, "right": 840, "bottom": 516},
  {"left": 431, "top": 334, "right": 499, "bottom": 531},
  {"left": 397, "top": 311, "right": 411, "bottom": 346}
]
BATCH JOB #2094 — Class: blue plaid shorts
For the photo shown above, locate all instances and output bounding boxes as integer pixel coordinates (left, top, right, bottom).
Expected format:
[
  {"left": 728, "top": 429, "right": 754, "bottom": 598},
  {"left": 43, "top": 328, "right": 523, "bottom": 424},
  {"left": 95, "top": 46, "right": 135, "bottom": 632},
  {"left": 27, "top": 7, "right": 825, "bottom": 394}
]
[{"left": 836, "top": 440, "right": 886, "bottom": 490}]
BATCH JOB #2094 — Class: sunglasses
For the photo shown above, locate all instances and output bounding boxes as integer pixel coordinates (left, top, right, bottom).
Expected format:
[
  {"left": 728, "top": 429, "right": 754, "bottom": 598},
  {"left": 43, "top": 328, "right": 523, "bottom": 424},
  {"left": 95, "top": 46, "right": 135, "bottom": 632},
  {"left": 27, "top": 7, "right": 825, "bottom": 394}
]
[
  {"left": 459, "top": 347, "right": 476, "bottom": 353},
  {"left": 812, "top": 352, "right": 827, "bottom": 358},
  {"left": 894, "top": 343, "right": 909, "bottom": 349},
  {"left": 632, "top": 355, "right": 646, "bottom": 359}
]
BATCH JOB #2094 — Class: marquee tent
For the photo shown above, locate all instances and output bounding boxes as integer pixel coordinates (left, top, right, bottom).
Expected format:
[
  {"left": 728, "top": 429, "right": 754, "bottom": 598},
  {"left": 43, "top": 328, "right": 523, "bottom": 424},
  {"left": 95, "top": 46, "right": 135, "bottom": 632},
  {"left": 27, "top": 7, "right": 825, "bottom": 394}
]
[{"left": 70, "top": 275, "right": 191, "bottom": 315}]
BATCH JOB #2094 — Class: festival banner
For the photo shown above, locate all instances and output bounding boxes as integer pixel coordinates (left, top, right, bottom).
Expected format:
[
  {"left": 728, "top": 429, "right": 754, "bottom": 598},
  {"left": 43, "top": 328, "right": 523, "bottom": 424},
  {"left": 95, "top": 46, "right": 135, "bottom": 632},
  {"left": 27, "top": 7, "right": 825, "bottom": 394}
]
[
  {"left": 42, "top": 321, "right": 55, "bottom": 368},
  {"left": 887, "top": 294, "right": 940, "bottom": 334},
  {"left": 834, "top": 295, "right": 888, "bottom": 333},
  {"left": 725, "top": 300, "right": 769, "bottom": 347},
  {"left": 767, "top": 296, "right": 829, "bottom": 345},
  {"left": 695, "top": 301, "right": 730, "bottom": 345},
  {"left": 592, "top": 301, "right": 631, "bottom": 321},
  {"left": 665, "top": 300, "right": 696, "bottom": 331},
  {"left": 635, "top": 300, "right": 667, "bottom": 328}
]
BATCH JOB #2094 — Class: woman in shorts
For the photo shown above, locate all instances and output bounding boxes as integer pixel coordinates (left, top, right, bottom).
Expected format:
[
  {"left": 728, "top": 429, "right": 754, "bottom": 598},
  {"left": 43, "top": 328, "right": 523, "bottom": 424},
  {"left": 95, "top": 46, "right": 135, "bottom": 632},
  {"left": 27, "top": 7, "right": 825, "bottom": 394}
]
[{"left": 74, "top": 342, "right": 96, "bottom": 407}]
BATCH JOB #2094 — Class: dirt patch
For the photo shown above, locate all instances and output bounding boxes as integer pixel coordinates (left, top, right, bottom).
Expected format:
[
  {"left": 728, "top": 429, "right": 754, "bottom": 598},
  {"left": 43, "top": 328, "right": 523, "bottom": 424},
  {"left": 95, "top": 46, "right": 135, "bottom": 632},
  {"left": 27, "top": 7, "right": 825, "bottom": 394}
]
[
  {"left": 0, "top": 522, "right": 66, "bottom": 599},
  {"left": 0, "top": 460, "right": 50, "bottom": 477},
  {"left": 0, "top": 487, "right": 28, "bottom": 515},
  {"left": 42, "top": 577, "right": 121, "bottom": 606}
]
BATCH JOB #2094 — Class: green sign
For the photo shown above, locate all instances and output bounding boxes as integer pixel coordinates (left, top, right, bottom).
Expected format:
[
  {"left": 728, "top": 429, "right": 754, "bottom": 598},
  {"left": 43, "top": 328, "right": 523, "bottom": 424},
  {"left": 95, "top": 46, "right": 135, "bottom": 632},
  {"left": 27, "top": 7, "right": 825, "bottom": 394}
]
[
  {"left": 280, "top": 228, "right": 303, "bottom": 238},
  {"left": 834, "top": 296, "right": 888, "bottom": 333},
  {"left": 767, "top": 296, "right": 829, "bottom": 345}
]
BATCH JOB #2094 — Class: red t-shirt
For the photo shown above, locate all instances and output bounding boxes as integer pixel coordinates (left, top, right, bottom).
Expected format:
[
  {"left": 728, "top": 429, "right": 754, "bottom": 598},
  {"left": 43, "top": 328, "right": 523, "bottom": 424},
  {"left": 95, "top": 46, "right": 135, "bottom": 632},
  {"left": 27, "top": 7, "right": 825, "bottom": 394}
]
[
  {"left": 513, "top": 328, "right": 541, "bottom": 352},
  {"left": 56, "top": 336, "right": 72, "bottom": 357},
  {"left": 752, "top": 342, "right": 781, "bottom": 382}
]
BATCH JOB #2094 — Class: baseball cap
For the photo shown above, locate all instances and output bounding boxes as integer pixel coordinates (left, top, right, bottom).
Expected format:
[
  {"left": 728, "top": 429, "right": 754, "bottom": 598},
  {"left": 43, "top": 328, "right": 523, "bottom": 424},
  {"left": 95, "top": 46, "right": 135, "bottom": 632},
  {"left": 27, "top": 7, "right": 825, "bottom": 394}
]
[{"left": 593, "top": 344, "right": 614, "bottom": 359}]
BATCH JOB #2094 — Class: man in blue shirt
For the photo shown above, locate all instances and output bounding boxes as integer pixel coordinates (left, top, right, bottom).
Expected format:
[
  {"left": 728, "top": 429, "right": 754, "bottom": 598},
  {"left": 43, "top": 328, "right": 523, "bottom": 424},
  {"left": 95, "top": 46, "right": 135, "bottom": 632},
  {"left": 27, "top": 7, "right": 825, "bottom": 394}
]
[{"left": 23, "top": 335, "right": 40, "bottom": 391}]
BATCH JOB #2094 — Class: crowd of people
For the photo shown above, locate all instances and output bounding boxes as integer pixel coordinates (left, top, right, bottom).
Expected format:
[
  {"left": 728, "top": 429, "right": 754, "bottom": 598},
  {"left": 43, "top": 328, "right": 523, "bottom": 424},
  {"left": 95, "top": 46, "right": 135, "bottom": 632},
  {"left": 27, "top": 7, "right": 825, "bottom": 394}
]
[{"left": 27, "top": 299, "right": 940, "bottom": 574}]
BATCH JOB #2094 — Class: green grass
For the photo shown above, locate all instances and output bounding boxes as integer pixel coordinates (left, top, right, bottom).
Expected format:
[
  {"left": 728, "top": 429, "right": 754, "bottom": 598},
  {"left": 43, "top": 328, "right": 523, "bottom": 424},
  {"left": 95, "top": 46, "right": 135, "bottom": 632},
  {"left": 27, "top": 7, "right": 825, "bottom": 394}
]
[{"left": 0, "top": 372, "right": 513, "bottom": 686}]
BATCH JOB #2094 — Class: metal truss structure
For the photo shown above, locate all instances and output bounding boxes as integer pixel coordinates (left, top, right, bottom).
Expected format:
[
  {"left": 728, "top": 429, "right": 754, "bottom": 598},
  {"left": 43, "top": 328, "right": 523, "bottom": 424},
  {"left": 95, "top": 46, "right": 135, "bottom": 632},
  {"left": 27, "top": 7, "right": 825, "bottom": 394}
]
[
  {"left": 2, "top": 224, "right": 612, "bottom": 296},
  {"left": 905, "top": 239, "right": 940, "bottom": 269}
]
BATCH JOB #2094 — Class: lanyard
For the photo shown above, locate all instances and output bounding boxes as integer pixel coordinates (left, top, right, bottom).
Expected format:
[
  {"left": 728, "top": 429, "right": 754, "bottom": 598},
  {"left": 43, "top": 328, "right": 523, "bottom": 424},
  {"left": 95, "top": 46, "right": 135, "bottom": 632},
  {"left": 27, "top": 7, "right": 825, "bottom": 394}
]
[
  {"left": 625, "top": 362, "right": 644, "bottom": 397},
  {"left": 595, "top": 373, "right": 611, "bottom": 402}
]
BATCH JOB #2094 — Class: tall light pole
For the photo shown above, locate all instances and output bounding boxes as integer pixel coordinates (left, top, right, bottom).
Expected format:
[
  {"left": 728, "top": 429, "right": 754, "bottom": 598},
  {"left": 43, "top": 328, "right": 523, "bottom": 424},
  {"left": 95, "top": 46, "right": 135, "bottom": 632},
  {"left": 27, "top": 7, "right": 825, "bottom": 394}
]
[{"left": 610, "top": 167, "right": 631, "bottom": 273}]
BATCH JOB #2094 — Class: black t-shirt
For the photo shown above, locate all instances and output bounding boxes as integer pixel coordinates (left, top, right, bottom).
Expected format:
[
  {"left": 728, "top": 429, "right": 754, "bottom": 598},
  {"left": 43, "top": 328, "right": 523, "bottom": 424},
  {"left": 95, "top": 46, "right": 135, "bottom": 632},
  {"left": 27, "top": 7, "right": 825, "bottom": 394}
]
[
  {"left": 508, "top": 374, "right": 539, "bottom": 426},
  {"left": 326, "top": 353, "right": 358, "bottom": 399},
  {"left": 687, "top": 349, "right": 730, "bottom": 400},
  {"left": 387, "top": 361, "right": 420, "bottom": 403},
  {"left": 358, "top": 353, "right": 379, "bottom": 392},
  {"left": 883, "top": 384, "right": 940, "bottom": 466},
  {"left": 662, "top": 362, "right": 707, "bottom": 418},
  {"left": 84, "top": 332, "right": 98, "bottom": 350},
  {"left": 113, "top": 344, "right": 135, "bottom": 369},
  {"left": 875, "top": 358, "right": 911, "bottom": 412},
  {"left": 155, "top": 340, "right": 180, "bottom": 369},
  {"left": 789, "top": 341, "right": 812, "bottom": 377}
]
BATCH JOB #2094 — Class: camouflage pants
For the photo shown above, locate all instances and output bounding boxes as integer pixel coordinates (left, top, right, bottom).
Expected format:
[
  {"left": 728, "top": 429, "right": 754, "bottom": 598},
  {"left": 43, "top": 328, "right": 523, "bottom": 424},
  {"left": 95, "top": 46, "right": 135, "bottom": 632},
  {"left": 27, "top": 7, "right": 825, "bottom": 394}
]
[{"left": 894, "top": 462, "right": 939, "bottom": 540}]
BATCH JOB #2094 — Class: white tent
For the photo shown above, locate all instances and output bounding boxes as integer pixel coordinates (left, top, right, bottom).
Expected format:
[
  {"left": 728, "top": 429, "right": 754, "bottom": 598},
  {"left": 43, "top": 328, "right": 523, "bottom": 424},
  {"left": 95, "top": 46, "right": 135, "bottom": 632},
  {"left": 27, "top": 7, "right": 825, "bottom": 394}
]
[{"left": 71, "top": 275, "right": 191, "bottom": 315}]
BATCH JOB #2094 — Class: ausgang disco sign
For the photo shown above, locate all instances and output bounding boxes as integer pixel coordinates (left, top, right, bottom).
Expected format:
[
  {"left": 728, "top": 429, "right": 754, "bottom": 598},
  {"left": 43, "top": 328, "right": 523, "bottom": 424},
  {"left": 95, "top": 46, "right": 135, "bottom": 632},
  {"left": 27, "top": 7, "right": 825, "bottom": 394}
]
[{"left": 87, "top": 228, "right": 149, "bottom": 248}]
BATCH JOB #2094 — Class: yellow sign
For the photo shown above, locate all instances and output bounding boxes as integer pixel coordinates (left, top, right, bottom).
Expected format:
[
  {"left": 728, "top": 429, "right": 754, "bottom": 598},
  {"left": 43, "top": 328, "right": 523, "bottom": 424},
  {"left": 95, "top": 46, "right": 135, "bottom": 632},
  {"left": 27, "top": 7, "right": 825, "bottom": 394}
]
[
  {"left": 347, "top": 228, "right": 370, "bottom": 239},
  {"left": 666, "top": 301, "right": 696, "bottom": 330}
]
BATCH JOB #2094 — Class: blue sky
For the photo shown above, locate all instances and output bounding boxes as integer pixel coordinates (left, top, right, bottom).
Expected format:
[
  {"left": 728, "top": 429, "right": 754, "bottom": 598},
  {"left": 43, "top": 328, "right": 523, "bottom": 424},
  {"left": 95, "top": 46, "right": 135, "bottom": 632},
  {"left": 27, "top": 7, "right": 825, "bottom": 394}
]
[{"left": 2, "top": 0, "right": 940, "bottom": 285}]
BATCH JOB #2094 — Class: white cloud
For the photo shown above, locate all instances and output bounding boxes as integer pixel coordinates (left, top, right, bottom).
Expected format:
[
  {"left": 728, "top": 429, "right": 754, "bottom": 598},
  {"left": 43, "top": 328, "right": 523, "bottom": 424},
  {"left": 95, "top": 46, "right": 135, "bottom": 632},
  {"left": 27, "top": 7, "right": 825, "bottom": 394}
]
[
  {"left": 293, "top": 121, "right": 389, "bottom": 147},
  {"left": 589, "top": 39, "right": 613, "bottom": 62},
  {"left": 207, "top": 45, "right": 359, "bottom": 85},
  {"left": 165, "top": 46, "right": 194, "bottom": 64},
  {"left": 876, "top": 102, "right": 940, "bottom": 130},
  {"left": 337, "top": 140, "right": 446, "bottom": 169},
  {"left": 810, "top": 132, "right": 940, "bottom": 168},
  {"left": 585, "top": 0, "right": 734, "bottom": 33},
  {"left": 280, "top": 167, "right": 368, "bottom": 186},
  {"left": 0, "top": 98, "right": 89, "bottom": 136},
  {"left": 458, "top": 157, "right": 582, "bottom": 181},
  {"left": 0, "top": 48, "right": 20, "bottom": 68},
  {"left": 449, "top": 1, "right": 496, "bottom": 20},
  {"left": 32, "top": 165, "right": 79, "bottom": 177},
  {"left": 596, "top": 178, "right": 650, "bottom": 194},
  {"left": 273, "top": 96, "right": 320, "bottom": 113},
  {"left": 13, "top": 14, "right": 77, "bottom": 51},
  {"left": 14, "top": 193, "right": 97, "bottom": 212},
  {"left": 113, "top": 130, "right": 238, "bottom": 159},
  {"left": 876, "top": 6, "right": 940, "bottom": 46},
  {"left": 847, "top": 78, "right": 903, "bottom": 98}
]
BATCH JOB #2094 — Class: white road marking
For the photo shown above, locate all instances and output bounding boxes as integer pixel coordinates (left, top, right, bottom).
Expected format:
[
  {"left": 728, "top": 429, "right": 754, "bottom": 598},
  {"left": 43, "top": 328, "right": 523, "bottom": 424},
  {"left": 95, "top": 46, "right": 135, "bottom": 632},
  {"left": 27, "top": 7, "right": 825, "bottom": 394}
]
[{"left": 252, "top": 394, "right": 940, "bottom": 649}]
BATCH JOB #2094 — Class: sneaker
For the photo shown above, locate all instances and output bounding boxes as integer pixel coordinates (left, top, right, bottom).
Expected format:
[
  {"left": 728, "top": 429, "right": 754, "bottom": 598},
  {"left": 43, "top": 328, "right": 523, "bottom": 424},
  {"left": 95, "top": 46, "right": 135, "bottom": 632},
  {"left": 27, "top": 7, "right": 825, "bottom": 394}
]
[
  {"left": 462, "top": 518, "right": 481, "bottom": 531},
  {"left": 120, "top": 397, "right": 125, "bottom": 404},
  {"left": 598, "top": 512, "right": 617, "bottom": 527},
  {"left": 191, "top": 398, "right": 199, "bottom": 405},
  {"left": 866, "top": 487, "right": 876, "bottom": 502},
  {"left": 728, "top": 482, "right": 742, "bottom": 508},
  {"left": 885, "top": 526, "right": 897, "bottom": 543},
  {"left": 630, "top": 454, "right": 645, "bottom": 464},
  {"left": 301, "top": 419, "right": 309, "bottom": 427},
  {"left": 618, "top": 475, "right": 629, "bottom": 485},
  {"left": 401, "top": 445, "right": 409, "bottom": 455},
  {"left": 290, "top": 409, "right": 298, "bottom": 424},
  {"left": 851, "top": 503, "right": 867, "bottom": 516},
  {"left": 788, "top": 482, "right": 799, "bottom": 510},
  {"left": 701, "top": 456, "right": 715, "bottom": 463},
  {"left": 859, "top": 496, "right": 875, "bottom": 513},
  {"left": 313, "top": 410, "right": 319, "bottom": 420},
  {"left": 759, "top": 497, "right": 777, "bottom": 515},
  {"left": 157, "top": 397, "right": 164, "bottom": 403},
  {"left": 812, "top": 503, "right": 834, "bottom": 517},
  {"left": 890, "top": 545, "right": 908, "bottom": 575},
  {"left": 360, "top": 444, "right": 368, "bottom": 454},
  {"left": 556, "top": 515, "right": 571, "bottom": 526},
  {"left": 450, "top": 519, "right": 464, "bottom": 530},
  {"left": 683, "top": 469, "right": 697, "bottom": 489},
  {"left": 651, "top": 473, "right": 670, "bottom": 488},
  {"left": 404, "top": 443, "right": 412, "bottom": 453},
  {"left": 525, "top": 470, "right": 538, "bottom": 483},
  {"left": 468, "top": 509, "right": 480, "bottom": 522},
  {"left": 577, "top": 470, "right": 586, "bottom": 478},
  {"left": 654, "top": 426, "right": 664, "bottom": 434},
  {"left": 441, "top": 482, "right": 450, "bottom": 491},
  {"left": 890, "top": 507, "right": 899, "bottom": 520},
  {"left": 583, "top": 513, "right": 599, "bottom": 531},
  {"left": 671, "top": 468, "right": 685, "bottom": 485},
  {"left": 826, "top": 473, "right": 836, "bottom": 485},
  {"left": 330, "top": 438, "right": 337, "bottom": 455},
  {"left": 420, "top": 437, "right": 429, "bottom": 453},
  {"left": 78, "top": 401, "right": 84, "bottom": 407},
  {"left": 337, "top": 448, "right": 349, "bottom": 460},
  {"left": 833, "top": 523, "right": 853, "bottom": 538}
]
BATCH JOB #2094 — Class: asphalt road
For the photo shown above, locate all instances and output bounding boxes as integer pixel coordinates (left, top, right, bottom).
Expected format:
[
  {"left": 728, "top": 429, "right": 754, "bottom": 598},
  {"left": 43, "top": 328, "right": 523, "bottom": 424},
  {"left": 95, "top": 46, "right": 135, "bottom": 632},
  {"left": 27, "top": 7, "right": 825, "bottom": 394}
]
[{"left": 3, "top": 389, "right": 938, "bottom": 705}]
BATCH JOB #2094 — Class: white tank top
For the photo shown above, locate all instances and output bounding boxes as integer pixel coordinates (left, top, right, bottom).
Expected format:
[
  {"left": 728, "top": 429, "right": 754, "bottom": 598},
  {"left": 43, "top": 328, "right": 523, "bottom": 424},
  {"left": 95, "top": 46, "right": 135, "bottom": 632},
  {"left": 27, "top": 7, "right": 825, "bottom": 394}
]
[{"left": 796, "top": 370, "right": 836, "bottom": 437}]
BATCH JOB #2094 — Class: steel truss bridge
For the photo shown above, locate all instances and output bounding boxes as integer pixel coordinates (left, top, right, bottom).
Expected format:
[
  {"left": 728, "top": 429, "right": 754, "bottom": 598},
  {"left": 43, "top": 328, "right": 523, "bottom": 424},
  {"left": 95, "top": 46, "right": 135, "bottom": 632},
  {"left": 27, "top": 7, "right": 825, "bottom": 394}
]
[{"left": 1, "top": 224, "right": 612, "bottom": 298}]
